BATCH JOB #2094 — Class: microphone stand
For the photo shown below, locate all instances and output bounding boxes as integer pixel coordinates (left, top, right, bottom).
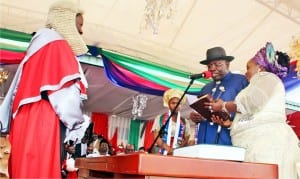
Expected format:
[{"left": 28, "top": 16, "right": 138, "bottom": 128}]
[{"left": 147, "top": 78, "right": 196, "bottom": 154}]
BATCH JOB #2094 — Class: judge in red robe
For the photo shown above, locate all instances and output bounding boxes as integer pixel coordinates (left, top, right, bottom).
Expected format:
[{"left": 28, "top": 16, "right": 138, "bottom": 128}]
[{"left": 0, "top": 0, "right": 88, "bottom": 178}]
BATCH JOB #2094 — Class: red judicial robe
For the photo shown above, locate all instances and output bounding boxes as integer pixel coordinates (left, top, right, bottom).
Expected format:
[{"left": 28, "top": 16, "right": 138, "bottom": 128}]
[{"left": 8, "top": 28, "right": 85, "bottom": 178}]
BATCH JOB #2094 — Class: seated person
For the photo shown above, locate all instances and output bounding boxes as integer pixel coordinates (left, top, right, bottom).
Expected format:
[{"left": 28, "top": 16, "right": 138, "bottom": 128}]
[
  {"left": 88, "top": 133, "right": 100, "bottom": 155},
  {"left": 62, "top": 141, "right": 78, "bottom": 178},
  {"left": 115, "top": 144, "right": 125, "bottom": 155},
  {"left": 138, "top": 146, "right": 146, "bottom": 153},
  {"left": 125, "top": 144, "right": 135, "bottom": 154},
  {"left": 99, "top": 139, "right": 110, "bottom": 156}
]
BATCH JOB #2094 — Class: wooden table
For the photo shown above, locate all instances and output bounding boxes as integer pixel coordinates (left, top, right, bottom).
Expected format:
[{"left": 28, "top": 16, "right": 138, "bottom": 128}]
[{"left": 75, "top": 153, "right": 278, "bottom": 179}]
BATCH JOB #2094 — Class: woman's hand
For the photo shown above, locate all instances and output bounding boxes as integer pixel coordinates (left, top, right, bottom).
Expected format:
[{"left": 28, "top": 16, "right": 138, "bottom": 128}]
[{"left": 211, "top": 114, "right": 232, "bottom": 128}]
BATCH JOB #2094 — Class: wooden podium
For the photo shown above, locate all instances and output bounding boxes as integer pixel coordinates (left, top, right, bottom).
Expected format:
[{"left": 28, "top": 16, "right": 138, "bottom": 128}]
[{"left": 75, "top": 153, "right": 277, "bottom": 179}]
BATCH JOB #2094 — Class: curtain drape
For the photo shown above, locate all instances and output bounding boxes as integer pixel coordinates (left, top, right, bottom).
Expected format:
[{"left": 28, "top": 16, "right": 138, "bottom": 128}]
[
  {"left": 143, "top": 120, "right": 155, "bottom": 151},
  {"left": 91, "top": 112, "right": 108, "bottom": 139},
  {"left": 128, "top": 120, "right": 141, "bottom": 150},
  {"left": 287, "top": 111, "right": 300, "bottom": 139}
]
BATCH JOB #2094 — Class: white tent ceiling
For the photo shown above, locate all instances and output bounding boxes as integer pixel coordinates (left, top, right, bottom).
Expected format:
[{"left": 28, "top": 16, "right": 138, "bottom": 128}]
[
  {"left": 1, "top": 0, "right": 300, "bottom": 119},
  {"left": 1, "top": 0, "right": 300, "bottom": 73}
]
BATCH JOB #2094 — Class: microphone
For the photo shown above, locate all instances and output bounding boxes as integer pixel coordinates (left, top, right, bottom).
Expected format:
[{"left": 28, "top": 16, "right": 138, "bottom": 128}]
[{"left": 189, "top": 71, "right": 212, "bottom": 79}]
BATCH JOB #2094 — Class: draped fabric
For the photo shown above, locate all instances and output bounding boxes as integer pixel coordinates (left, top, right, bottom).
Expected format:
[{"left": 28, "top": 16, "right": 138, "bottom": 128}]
[
  {"left": 93, "top": 115, "right": 156, "bottom": 151},
  {"left": 108, "top": 115, "right": 130, "bottom": 146},
  {"left": 91, "top": 112, "right": 108, "bottom": 139},
  {"left": 287, "top": 111, "right": 300, "bottom": 139},
  {"left": 0, "top": 49, "right": 25, "bottom": 64},
  {"left": 128, "top": 120, "right": 141, "bottom": 150},
  {"left": 101, "top": 49, "right": 208, "bottom": 96},
  {"left": 138, "top": 121, "right": 146, "bottom": 149},
  {"left": 102, "top": 56, "right": 168, "bottom": 96},
  {"left": 109, "top": 128, "right": 118, "bottom": 149},
  {"left": 1, "top": 28, "right": 300, "bottom": 149},
  {"left": 143, "top": 120, "right": 155, "bottom": 150},
  {"left": 1, "top": 28, "right": 299, "bottom": 111}
]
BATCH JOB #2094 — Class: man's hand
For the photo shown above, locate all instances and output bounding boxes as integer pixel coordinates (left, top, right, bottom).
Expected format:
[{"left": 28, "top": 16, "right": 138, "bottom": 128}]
[
  {"left": 189, "top": 111, "right": 205, "bottom": 123},
  {"left": 167, "top": 148, "right": 173, "bottom": 155},
  {"left": 209, "top": 99, "right": 223, "bottom": 112}
]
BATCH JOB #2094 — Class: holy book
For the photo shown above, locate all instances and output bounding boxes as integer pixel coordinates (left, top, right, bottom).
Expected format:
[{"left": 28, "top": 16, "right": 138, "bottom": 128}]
[{"left": 189, "top": 94, "right": 230, "bottom": 121}]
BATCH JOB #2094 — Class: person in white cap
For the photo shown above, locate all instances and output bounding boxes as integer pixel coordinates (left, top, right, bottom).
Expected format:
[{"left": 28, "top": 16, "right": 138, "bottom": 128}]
[
  {"left": 0, "top": 0, "right": 88, "bottom": 177},
  {"left": 151, "top": 88, "right": 191, "bottom": 155}
]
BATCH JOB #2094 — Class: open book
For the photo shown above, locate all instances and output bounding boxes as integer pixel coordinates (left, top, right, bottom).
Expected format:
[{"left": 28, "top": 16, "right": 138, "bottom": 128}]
[{"left": 189, "top": 94, "right": 230, "bottom": 121}]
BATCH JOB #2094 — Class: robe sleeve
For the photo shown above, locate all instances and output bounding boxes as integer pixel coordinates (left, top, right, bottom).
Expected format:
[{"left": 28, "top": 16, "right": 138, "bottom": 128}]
[
  {"left": 235, "top": 73, "right": 283, "bottom": 115},
  {"left": 48, "top": 82, "right": 84, "bottom": 130}
]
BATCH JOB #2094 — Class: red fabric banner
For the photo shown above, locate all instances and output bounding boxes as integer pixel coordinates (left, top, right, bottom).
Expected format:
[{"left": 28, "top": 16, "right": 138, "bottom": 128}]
[
  {"left": 91, "top": 112, "right": 108, "bottom": 139},
  {"left": 109, "top": 129, "right": 118, "bottom": 149},
  {"left": 143, "top": 120, "right": 154, "bottom": 151},
  {"left": 287, "top": 111, "right": 300, "bottom": 139},
  {"left": 0, "top": 49, "right": 25, "bottom": 64}
]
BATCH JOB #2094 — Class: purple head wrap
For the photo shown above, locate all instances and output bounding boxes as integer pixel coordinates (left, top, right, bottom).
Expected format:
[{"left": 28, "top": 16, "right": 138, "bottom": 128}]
[{"left": 253, "top": 42, "right": 288, "bottom": 78}]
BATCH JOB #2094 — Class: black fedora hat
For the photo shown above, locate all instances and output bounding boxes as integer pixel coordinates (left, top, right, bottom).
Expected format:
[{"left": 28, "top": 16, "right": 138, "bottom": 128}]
[{"left": 200, "top": 47, "right": 234, "bottom": 65}]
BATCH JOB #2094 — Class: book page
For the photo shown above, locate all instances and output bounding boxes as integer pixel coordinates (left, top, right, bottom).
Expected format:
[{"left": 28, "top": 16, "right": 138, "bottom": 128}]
[
  {"left": 186, "top": 94, "right": 198, "bottom": 105},
  {"left": 186, "top": 94, "right": 199, "bottom": 113}
]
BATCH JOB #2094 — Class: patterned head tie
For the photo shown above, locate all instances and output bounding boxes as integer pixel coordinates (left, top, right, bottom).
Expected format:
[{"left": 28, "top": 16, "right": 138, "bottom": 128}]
[{"left": 253, "top": 42, "right": 289, "bottom": 78}]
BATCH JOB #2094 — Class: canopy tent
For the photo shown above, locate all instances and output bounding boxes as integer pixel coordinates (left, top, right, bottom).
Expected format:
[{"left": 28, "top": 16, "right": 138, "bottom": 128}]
[
  {"left": 0, "top": 28, "right": 299, "bottom": 120},
  {"left": 1, "top": 0, "right": 300, "bottom": 72},
  {"left": 0, "top": 28, "right": 212, "bottom": 120},
  {"left": 0, "top": 0, "right": 300, "bottom": 119}
]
